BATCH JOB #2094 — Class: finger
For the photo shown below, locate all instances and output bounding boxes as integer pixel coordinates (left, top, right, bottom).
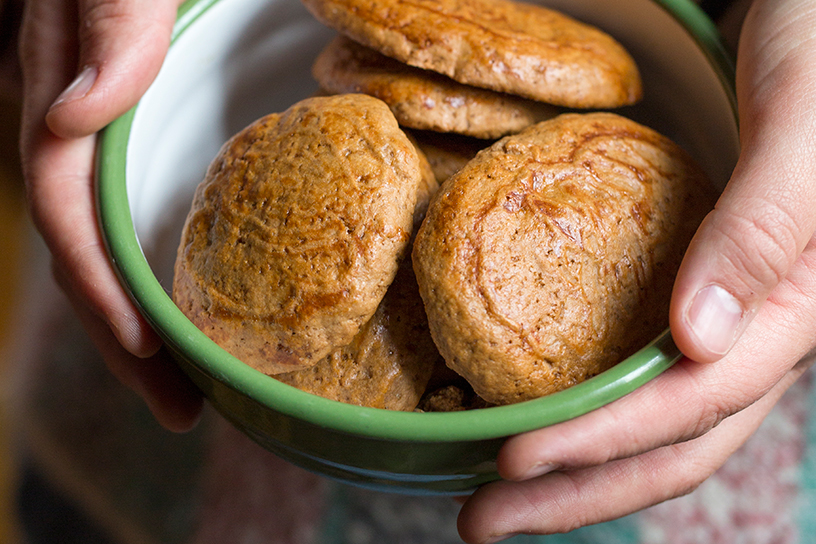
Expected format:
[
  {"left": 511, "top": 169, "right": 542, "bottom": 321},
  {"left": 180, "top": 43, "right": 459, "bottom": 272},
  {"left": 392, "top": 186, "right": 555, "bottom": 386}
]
[
  {"left": 45, "top": 0, "right": 182, "bottom": 138},
  {"left": 56, "top": 264, "right": 204, "bottom": 433},
  {"left": 497, "top": 239, "right": 816, "bottom": 482},
  {"left": 24, "top": 128, "right": 163, "bottom": 357},
  {"left": 457, "top": 369, "right": 798, "bottom": 543},
  {"left": 18, "top": 0, "right": 79, "bottom": 136},
  {"left": 669, "top": 0, "right": 816, "bottom": 363},
  {"left": 18, "top": 0, "right": 166, "bottom": 358}
]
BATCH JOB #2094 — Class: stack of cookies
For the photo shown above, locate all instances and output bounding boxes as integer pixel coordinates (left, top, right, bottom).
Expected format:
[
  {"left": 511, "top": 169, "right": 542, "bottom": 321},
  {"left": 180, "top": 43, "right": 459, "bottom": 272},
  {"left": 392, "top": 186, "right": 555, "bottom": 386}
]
[
  {"left": 172, "top": 0, "right": 717, "bottom": 411},
  {"left": 307, "top": 0, "right": 643, "bottom": 182}
]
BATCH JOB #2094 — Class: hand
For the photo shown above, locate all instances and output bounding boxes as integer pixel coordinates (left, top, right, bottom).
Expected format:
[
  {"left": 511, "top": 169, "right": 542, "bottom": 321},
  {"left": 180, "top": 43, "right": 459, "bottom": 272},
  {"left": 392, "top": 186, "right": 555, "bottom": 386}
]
[
  {"left": 18, "top": 0, "right": 203, "bottom": 432},
  {"left": 457, "top": 0, "right": 816, "bottom": 541}
]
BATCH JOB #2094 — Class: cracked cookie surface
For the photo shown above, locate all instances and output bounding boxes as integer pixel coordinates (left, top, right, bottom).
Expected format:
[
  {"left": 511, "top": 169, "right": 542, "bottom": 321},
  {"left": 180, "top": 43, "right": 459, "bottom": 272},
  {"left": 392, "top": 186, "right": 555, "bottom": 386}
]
[
  {"left": 173, "top": 94, "right": 423, "bottom": 375},
  {"left": 272, "top": 139, "right": 440, "bottom": 409},
  {"left": 413, "top": 113, "right": 716, "bottom": 404}
]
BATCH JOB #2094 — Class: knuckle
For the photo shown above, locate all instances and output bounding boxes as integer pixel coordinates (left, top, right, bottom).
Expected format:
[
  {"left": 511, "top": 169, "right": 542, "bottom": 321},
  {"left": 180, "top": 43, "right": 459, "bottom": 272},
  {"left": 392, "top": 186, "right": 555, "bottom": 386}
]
[
  {"left": 714, "top": 201, "right": 803, "bottom": 296},
  {"left": 667, "top": 363, "right": 752, "bottom": 443},
  {"left": 599, "top": 404, "right": 650, "bottom": 460},
  {"left": 690, "top": 394, "right": 735, "bottom": 439},
  {"left": 687, "top": 368, "right": 770, "bottom": 445},
  {"left": 546, "top": 473, "right": 591, "bottom": 532},
  {"left": 77, "top": 0, "right": 171, "bottom": 65},
  {"left": 81, "top": 0, "right": 133, "bottom": 26},
  {"left": 660, "top": 449, "right": 710, "bottom": 499},
  {"left": 78, "top": 0, "right": 146, "bottom": 44}
]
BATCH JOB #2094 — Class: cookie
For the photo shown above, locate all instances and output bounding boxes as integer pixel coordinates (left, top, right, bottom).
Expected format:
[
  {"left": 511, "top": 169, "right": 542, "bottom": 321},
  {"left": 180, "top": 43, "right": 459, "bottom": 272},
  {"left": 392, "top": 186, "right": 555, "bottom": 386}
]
[
  {"left": 274, "top": 255, "right": 441, "bottom": 411},
  {"left": 417, "top": 385, "right": 490, "bottom": 412},
  {"left": 416, "top": 360, "right": 493, "bottom": 412},
  {"left": 300, "top": 0, "right": 642, "bottom": 108},
  {"left": 173, "top": 94, "right": 424, "bottom": 375},
  {"left": 313, "top": 35, "right": 560, "bottom": 139},
  {"left": 412, "top": 113, "right": 717, "bottom": 405},
  {"left": 272, "top": 139, "right": 439, "bottom": 410}
]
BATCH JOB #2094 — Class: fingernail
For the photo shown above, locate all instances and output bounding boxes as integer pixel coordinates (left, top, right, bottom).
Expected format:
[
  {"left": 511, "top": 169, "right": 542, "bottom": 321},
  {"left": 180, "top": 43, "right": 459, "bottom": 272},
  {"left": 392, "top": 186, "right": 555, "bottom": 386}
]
[
  {"left": 686, "top": 284, "right": 743, "bottom": 356},
  {"left": 50, "top": 65, "right": 98, "bottom": 110},
  {"left": 485, "top": 534, "right": 518, "bottom": 544},
  {"left": 519, "top": 462, "right": 559, "bottom": 481}
]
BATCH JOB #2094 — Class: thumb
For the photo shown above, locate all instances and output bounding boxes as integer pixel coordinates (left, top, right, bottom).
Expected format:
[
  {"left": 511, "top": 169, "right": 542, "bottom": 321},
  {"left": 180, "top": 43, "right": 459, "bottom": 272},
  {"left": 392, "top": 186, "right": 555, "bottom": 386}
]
[
  {"left": 45, "top": 0, "right": 182, "bottom": 138},
  {"left": 670, "top": 0, "right": 816, "bottom": 363}
]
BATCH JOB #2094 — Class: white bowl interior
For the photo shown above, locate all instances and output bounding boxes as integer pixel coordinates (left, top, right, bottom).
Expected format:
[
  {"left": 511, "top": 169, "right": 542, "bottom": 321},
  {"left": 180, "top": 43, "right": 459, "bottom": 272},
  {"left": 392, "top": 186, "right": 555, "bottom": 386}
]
[{"left": 126, "top": 0, "right": 740, "bottom": 290}]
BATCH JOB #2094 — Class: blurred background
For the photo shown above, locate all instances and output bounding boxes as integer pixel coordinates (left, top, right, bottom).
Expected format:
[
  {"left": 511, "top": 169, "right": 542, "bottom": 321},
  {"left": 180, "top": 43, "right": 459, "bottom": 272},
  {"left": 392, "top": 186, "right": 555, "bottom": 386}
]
[{"left": 0, "top": 0, "right": 23, "bottom": 540}]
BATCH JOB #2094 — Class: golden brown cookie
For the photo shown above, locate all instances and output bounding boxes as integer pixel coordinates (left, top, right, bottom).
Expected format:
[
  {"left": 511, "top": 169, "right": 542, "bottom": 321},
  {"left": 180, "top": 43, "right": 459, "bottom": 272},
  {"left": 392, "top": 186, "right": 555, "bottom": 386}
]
[
  {"left": 300, "top": 0, "right": 642, "bottom": 108},
  {"left": 417, "top": 386, "right": 472, "bottom": 412},
  {"left": 173, "top": 94, "right": 424, "bottom": 375},
  {"left": 313, "top": 35, "right": 560, "bottom": 139},
  {"left": 417, "top": 385, "right": 493, "bottom": 412},
  {"left": 413, "top": 113, "right": 717, "bottom": 405},
  {"left": 274, "top": 255, "right": 442, "bottom": 411},
  {"left": 416, "top": 362, "right": 493, "bottom": 412},
  {"left": 272, "top": 139, "right": 439, "bottom": 410}
]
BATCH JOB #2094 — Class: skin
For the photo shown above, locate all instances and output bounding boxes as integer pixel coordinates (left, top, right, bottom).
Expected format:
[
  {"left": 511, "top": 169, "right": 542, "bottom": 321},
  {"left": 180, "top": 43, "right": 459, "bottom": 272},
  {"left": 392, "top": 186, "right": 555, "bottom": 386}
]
[
  {"left": 16, "top": 0, "right": 816, "bottom": 540},
  {"left": 18, "top": 0, "right": 203, "bottom": 432}
]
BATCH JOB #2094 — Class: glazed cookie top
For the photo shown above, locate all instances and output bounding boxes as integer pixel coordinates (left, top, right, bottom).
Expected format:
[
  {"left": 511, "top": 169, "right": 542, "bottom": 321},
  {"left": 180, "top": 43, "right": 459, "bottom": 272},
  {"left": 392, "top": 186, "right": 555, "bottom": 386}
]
[
  {"left": 300, "top": 0, "right": 642, "bottom": 108},
  {"left": 313, "top": 35, "right": 560, "bottom": 139},
  {"left": 173, "top": 94, "right": 423, "bottom": 375},
  {"left": 412, "top": 113, "right": 716, "bottom": 405}
]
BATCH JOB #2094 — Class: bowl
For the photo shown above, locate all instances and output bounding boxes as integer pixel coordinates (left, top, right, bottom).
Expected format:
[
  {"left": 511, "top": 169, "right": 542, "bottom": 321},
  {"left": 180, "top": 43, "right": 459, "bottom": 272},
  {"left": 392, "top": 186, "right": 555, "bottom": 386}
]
[{"left": 96, "top": 0, "right": 740, "bottom": 495}]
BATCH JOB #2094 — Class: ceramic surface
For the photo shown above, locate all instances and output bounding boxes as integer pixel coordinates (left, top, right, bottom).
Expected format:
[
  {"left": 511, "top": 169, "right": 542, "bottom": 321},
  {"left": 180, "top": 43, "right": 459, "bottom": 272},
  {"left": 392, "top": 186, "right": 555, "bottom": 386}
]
[{"left": 97, "top": 0, "right": 740, "bottom": 494}]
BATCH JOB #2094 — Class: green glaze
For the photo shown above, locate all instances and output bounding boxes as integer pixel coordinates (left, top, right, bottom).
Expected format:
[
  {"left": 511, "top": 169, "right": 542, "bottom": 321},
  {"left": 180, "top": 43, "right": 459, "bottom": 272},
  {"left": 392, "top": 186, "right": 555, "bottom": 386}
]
[{"left": 96, "top": 0, "right": 737, "bottom": 494}]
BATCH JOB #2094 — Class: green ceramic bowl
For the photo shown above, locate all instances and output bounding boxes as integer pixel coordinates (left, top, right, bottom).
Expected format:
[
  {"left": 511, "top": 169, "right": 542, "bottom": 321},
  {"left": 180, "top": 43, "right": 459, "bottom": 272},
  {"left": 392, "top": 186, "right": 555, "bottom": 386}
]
[{"left": 97, "top": 0, "right": 740, "bottom": 495}]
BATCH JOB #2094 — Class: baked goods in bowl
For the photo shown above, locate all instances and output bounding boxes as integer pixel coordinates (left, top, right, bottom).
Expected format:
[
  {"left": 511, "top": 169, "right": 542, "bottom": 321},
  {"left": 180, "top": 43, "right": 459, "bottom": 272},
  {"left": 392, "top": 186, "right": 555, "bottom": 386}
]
[
  {"left": 412, "top": 112, "right": 718, "bottom": 405},
  {"left": 172, "top": 94, "right": 425, "bottom": 375},
  {"left": 96, "top": 0, "right": 739, "bottom": 494}
]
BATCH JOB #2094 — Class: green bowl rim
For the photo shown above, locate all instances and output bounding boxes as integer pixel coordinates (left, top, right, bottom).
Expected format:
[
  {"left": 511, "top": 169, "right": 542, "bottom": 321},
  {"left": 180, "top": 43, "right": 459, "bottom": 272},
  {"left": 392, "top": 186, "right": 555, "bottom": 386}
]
[{"left": 96, "top": 0, "right": 736, "bottom": 443}]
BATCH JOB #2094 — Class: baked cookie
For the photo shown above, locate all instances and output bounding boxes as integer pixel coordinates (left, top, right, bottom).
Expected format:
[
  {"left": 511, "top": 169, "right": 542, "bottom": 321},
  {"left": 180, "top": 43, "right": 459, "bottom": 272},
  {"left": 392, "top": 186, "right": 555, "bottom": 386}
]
[
  {"left": 413, "top": 113, "right": 717, "bottom": 405},
  {"left": 173, "top": 94, "right": 424, "bottom": 375},
  {"left": 416, "top": 359, "right": 493, "bottom": 412},
  {"left": 272, "top": 139, "right": 439, "bottom": 410},
  {"left": 313, "top": 35, "right": 560, "bottom": 139},
  {"left": 274, "top": 255, "right": 442, "bottom": 411},
  {"left": 417, "top": 384, "right": 492, "bottom": 412},
  {"left": 300, "top": 0, "right": 642, "bottom": 108}
]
